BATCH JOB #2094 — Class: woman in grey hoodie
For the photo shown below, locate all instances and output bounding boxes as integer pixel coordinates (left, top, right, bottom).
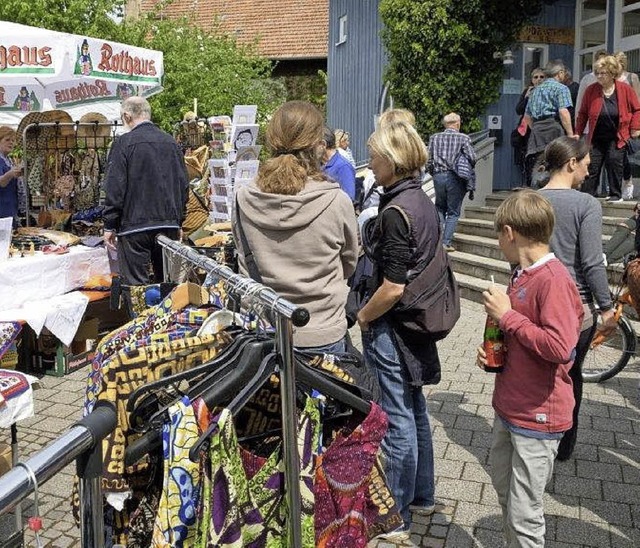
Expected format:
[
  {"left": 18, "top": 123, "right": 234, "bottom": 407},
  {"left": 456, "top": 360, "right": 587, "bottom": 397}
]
[{"left": 233, "top": 101, "right": 359, "bottom": 352}]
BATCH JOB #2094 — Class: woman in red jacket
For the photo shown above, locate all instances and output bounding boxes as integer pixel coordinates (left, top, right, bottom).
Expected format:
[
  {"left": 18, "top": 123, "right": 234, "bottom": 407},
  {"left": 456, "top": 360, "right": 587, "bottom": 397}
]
[{"left": 575, "top": 55, "right": 640, "bottom": 200}]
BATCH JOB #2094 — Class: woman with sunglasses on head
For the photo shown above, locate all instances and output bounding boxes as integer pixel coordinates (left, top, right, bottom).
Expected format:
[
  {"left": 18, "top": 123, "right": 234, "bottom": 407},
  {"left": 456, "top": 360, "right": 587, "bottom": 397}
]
[
  {"left": 575, "top": 55, "right": 640, "bottom": 201},
  {"left": 539, "top": 136, "right": 617, "bottom": 461},
  {"left": 512, "top": 68, "right": 545, "bottom": 186},
  {"left": 334, "top": 128, "right": 356, "bottom": 167}
]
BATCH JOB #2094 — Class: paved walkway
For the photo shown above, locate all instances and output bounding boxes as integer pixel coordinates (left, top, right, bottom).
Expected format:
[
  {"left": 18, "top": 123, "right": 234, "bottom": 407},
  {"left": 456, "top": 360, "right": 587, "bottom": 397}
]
[{"left": 1, "top": 298, "right": 638, "bottom": 547}]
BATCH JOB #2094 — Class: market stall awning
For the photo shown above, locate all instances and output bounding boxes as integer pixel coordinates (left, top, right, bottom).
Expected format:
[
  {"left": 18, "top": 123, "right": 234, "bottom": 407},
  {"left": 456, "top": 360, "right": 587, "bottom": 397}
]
[{"left": 0, "top": 21, "right": 164, "bottom": 125}]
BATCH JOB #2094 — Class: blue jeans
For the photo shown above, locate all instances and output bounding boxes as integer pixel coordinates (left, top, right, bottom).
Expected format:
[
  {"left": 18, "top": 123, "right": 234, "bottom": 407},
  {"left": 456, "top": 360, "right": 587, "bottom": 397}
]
[
  {"left": 362, "top": 318, "right": 435, "bottom": 527},
  {"left": 434, "top": 171, "right": 466, "bottom": 246},
  {"left": 299, "top": 336, "right": 346, "bottom": 354}
]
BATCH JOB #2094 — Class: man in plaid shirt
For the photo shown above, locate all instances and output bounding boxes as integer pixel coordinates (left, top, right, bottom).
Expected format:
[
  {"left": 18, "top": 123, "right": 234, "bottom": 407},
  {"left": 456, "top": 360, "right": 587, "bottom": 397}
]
[{"left": 428, "top": 112, "right": 475, "bottom": 252}]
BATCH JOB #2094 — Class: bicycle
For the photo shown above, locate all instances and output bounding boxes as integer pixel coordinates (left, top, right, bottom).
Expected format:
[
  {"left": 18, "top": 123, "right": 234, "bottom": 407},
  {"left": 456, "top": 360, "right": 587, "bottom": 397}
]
[{"left": 582, "top": 255, "right": 637, "bottom": 383}]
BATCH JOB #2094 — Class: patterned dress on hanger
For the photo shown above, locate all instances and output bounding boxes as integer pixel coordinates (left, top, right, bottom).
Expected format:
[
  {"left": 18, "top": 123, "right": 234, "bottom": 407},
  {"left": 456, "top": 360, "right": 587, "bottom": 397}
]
[
  {"left": 152, "top": 396, "right": 202, "bottom": 548},
  {"left": 202, "top": 396, "right": 320, "bottom": 547},
  {"left": 314, "top": 402, "right": 399, "bottom": 545}
]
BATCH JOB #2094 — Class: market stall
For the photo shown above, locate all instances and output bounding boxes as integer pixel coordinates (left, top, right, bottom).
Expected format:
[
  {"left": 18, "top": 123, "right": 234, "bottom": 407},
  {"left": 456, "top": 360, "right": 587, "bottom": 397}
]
[{"left": 0, "top": 21, "right": 164, "bottom": 127}]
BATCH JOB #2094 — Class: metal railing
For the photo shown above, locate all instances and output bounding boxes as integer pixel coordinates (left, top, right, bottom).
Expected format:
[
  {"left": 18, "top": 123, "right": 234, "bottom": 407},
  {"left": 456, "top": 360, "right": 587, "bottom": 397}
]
[{"left": 0, "top": 402, "right": 116, "bottom": 547}]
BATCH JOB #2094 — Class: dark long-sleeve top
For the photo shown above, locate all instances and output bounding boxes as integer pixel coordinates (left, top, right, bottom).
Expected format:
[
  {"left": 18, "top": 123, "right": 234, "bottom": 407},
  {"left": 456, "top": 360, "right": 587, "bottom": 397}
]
[{"left": 515, "top": 89, "right": 530, "bottom": 117}]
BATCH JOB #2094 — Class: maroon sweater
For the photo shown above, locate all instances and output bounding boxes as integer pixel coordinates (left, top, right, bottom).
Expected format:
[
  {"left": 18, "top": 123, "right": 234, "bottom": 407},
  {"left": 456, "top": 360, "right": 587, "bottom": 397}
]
[
  {"left": 576, "top": 79, "right": 640, "bottom": 148},
  {"left": 493, "top": 257, "right": 583, "bottom": 433}
]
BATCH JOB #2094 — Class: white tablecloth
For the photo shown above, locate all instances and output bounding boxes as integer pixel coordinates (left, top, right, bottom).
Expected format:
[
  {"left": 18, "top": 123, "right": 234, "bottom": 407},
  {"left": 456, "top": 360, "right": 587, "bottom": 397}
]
[
  {"left": 0, "top": 370, "right": 40, "bottom": 429},
  {"left": 0, "top": 246, "right": 109, "bottom": 310}
]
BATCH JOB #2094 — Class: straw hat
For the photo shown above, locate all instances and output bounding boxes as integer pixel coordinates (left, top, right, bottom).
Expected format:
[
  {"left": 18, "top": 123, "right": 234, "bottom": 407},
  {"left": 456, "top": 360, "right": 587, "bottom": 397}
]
[
  {"left": 19, "top": 110, "right": 76, "bottom": 152},
  {"left": 78, "top": 112, "right": 111, "bottom": 148}
]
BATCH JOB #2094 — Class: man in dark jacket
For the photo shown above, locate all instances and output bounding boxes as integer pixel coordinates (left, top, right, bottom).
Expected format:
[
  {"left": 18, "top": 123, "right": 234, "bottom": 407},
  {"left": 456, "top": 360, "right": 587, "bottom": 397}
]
[{"left": 104, "top": 97, "right": 188, "bottom": 292}]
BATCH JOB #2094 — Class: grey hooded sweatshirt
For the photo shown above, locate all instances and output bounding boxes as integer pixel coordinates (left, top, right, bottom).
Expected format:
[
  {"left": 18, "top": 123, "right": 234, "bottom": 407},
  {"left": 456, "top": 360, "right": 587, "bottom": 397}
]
[{"left": 233, "top": 178, "right": 359, "bottom": 347}]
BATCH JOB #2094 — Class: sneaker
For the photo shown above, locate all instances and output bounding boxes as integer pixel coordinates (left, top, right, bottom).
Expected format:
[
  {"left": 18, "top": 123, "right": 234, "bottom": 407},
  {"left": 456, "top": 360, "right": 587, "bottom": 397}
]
[
  {"left": 410, "top": 503, "right": 436, "bottom": 516},
  {"left": 374, "top": 528, "right": 411, "bottom": 541},
  {"left": 606, "top": 196, "right": 624, "bottom": 202},
  {"left": 443, "top": 245, "right": 455, "bottom": 252}
]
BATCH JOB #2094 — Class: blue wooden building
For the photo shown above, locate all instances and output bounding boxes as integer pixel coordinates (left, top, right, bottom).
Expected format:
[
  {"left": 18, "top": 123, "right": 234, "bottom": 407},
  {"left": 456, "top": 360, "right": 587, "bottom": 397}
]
[{"left": 327, "top": 0, "right": 640, "bottom": 188}]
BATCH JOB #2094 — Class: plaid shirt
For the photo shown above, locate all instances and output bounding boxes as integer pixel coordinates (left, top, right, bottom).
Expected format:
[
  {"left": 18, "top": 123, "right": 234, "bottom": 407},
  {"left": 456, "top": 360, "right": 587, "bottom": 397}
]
[
  {"left": 428, "top": 129, "right": 475, "bottom": 174},
  {"left": 525, "top": 79, "right": 573, "bottom": 120}
]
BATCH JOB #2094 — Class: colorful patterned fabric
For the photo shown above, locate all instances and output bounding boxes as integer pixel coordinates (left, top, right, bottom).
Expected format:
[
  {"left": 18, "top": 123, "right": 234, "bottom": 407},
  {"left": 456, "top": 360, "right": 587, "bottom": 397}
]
[
  {"left": 97, "top": 331, "right": 232, "bottom": 495},
  {"left": 152, "top": 397, "right": 201, "bottom": 548},
  {"left": 0, "top": 369, "right": 30, "bottom": 400},
  {"left": 83, "top": 290, "right": 177, "bottom": 415},
  {"left": 203, "top": 397, "right": 320, "bottom": 547},
  {"left": 0, "top": 322, "right": 22, "bottom": 360},
  {"left": 314, "top": 402, "right": 402, "bottom": 545},
  {"left": 76, "top": 331, "right": 232, "bottom": 546}
]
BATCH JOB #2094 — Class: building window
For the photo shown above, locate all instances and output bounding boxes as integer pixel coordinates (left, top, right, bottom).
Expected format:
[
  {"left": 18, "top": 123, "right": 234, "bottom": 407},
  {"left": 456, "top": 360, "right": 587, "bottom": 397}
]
[
  {"left": 575, "top": 0, "right": 608, "bottom": 78},
  {"left": 522, "top": 44, "right": 548, "bottom": 83},
  {"left": 337, "top": 15, "right": 347, "bottom": 45},
  {"left": 614, "top": 1, "right": 640, "bottom": 73}
]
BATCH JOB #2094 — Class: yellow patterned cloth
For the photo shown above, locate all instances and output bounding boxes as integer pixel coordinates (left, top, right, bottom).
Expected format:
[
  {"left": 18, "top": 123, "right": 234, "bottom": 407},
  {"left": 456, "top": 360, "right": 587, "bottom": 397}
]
[{"left": 152, "top": 396, "right": 201, "bottom": 548}]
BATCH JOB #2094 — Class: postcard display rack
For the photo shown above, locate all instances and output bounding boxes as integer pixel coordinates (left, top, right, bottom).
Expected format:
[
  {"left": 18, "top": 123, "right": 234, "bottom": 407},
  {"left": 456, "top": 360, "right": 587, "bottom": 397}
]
[
  {"left": 207, "top": 105, "right": 261, "bottom": 223},
  {"left": 21, "top": 120, "right": 121, "bottom": 232}
]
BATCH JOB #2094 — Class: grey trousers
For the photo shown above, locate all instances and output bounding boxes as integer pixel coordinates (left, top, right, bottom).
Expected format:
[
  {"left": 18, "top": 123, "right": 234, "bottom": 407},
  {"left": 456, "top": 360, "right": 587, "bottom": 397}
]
[{"left": 490, "top": 417, "right": 560, "bottom": 548}]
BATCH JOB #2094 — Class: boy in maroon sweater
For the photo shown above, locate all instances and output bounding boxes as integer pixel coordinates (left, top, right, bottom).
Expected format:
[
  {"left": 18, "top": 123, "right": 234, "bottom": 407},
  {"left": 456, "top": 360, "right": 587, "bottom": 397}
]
[{"left": 477, "top": 189, "right": 583, "bottom": 548}]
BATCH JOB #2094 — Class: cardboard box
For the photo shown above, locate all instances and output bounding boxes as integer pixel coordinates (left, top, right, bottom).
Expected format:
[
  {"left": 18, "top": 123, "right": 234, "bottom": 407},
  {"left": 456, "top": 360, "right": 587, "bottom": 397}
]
[
  {"left": 0, "top": 341, "right": 18, "bottom": 369},
  {"left": 0, "top": 442, "right": 12, "bottom": 477}
]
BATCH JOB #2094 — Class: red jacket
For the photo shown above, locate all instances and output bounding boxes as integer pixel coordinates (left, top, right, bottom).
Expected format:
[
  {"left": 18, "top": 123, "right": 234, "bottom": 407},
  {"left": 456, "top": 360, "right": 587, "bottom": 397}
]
[
  {"left": 493, "top": 258, "right": 583, "bottom": 433},
  {"left": 576, "top": 80, "right": 640, "bottom": 148}
]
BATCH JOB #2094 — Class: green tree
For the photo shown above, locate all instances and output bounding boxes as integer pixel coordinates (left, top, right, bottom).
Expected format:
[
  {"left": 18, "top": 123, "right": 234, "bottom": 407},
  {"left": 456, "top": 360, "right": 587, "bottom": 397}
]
[
  {"left": 114, "top": 16, "right": 285, "bottom": 130},
  {"left": 380, "top": 0, "right": 551, "bottom": 136},
  {"left": 0, "top": 0, "right": 124, "bottom": 36},
  {"left": 0, "top": 3, "right": 286, "bottom": 129}
]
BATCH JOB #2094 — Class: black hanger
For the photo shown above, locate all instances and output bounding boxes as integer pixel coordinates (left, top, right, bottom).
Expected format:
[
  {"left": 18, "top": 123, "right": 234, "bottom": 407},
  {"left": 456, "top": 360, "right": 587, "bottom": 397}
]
[
  {"left": 130, "top": 335, "right": 273, "bottom": 433},
  {"left": 126, "top": 327, "right": 255, "bottom": 415},
  {"left": 188, "top": 350, "right": 278, "bottom": 461}
]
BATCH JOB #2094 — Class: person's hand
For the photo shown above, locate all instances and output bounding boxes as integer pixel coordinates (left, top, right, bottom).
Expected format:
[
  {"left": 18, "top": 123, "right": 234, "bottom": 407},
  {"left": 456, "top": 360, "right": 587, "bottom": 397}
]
[
  {"left": 357, "top": 311, "right": 370, "bottom": 333},
  {"left": 482, "top": 285, "right": 511, "bottom": 322},
  {"left": 468, "top": 190, "right": 475, "bottom": 201},
  {"left": 476, "top": 345, "right": 487, "bottom": 370},
  {"left": 597, "top": 308, "right": 617, "bottom": 338},
  {"left": 103, "top": 230, "right": 117, "bottom": 251},
  {"left": 631, "top": 130, "right": 640, "bottom": 139},
  {"left": 9, "top": 163, "right": 22, "bottom": 177}
]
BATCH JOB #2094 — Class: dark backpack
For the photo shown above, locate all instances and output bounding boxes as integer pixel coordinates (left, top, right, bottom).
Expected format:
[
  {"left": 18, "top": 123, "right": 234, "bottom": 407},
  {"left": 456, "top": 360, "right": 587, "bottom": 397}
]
[{"left": 384, "top": 206, "right": 461, "bottom": 340}]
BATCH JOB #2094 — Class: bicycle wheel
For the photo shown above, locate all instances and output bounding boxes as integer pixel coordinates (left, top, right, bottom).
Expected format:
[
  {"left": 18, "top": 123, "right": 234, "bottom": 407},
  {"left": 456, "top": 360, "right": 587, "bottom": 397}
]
[{"left": 582, "top": 316, "right": 636, "bottom": 383}]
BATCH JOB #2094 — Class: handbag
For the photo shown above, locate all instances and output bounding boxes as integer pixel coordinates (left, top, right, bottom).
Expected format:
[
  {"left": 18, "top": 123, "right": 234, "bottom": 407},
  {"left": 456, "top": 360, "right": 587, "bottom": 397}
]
[
  {"left": 384, "top": 206, "right": 461, "bottom": 340},
  {"left": 626, "top": 137, "right": 640, "bottom": 156}
]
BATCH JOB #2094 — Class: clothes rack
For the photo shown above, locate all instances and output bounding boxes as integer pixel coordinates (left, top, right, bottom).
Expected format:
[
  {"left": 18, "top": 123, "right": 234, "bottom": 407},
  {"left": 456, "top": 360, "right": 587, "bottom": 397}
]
[
  {"left": 156, "top": 234, "right": 310, "bottom": 547},
  {"left": 21, "top": 121, "right": 122, "bottom": 226}
]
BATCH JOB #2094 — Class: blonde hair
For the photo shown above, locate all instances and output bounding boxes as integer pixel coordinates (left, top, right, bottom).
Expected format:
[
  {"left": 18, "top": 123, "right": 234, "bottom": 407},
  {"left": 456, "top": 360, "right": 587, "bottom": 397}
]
[
  {"left": 614, "top": 51, "right": 628, "bottom": 72},
  {"left": 378, "top": 108, "right": 416, "bottom": 128},
  {"left": 257, "top": 101, "right": 326, "bottom": 195},
  {"left": 0, "top": 126, "right": 16, "bottom": 142},
  {"left": 594, "top": 55, "right": 623, "bottom": 79},
  {"left": 367, "top": 121, "right": 428, "bottom": 178},
  {"left": 494, "top": 189, "right": 555, "bottom": 244}
]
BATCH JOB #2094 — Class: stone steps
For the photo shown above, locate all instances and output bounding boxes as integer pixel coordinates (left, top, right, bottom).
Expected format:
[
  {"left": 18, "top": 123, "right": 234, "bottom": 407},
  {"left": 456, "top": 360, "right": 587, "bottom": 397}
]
[{"left": 453, "top": 191, "right": 631, "bottom": 302}]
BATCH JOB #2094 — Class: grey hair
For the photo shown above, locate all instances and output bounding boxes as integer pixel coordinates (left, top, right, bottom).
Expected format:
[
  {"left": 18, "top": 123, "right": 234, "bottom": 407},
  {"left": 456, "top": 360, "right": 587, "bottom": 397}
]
[
  {"left": 543, "top": 60, "right": 565, "bottom": 78},
  {"left": 442, "top": 112, "right": 460, "bottom": 127},
  {"left": 121, "top": 96, "right": 152, "bottom": 121}
]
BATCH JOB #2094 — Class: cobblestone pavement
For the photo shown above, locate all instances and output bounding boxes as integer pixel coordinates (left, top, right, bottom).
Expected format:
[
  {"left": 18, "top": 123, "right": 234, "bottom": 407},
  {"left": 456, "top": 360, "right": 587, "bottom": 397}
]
[{"left": 1, "top": 299, "right": 638, "bottom": 547}]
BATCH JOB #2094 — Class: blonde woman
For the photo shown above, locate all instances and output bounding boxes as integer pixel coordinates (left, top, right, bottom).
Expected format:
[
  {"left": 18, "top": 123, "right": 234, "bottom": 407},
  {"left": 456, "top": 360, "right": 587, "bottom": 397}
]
[
  {"left": 233, "top": 101, "right": 358, "bottom": 352},
  {"left": 0, "top": 126, "right": 24, "bottom": 225},
  {"left": 357, "top": 120, "right": 440, "bottom": 537},
  {"left": 575, "top": 55, "right": 640, "bottom": 200}
]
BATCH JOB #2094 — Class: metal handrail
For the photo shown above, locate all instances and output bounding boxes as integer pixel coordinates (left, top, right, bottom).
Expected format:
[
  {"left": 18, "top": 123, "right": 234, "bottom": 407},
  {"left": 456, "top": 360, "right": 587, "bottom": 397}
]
[
  {"left": 157, "top": 235, "right": 309, "bottom": 547},
  {"left": 0, "top": 401, "right": 117, "bottom": 547}
]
